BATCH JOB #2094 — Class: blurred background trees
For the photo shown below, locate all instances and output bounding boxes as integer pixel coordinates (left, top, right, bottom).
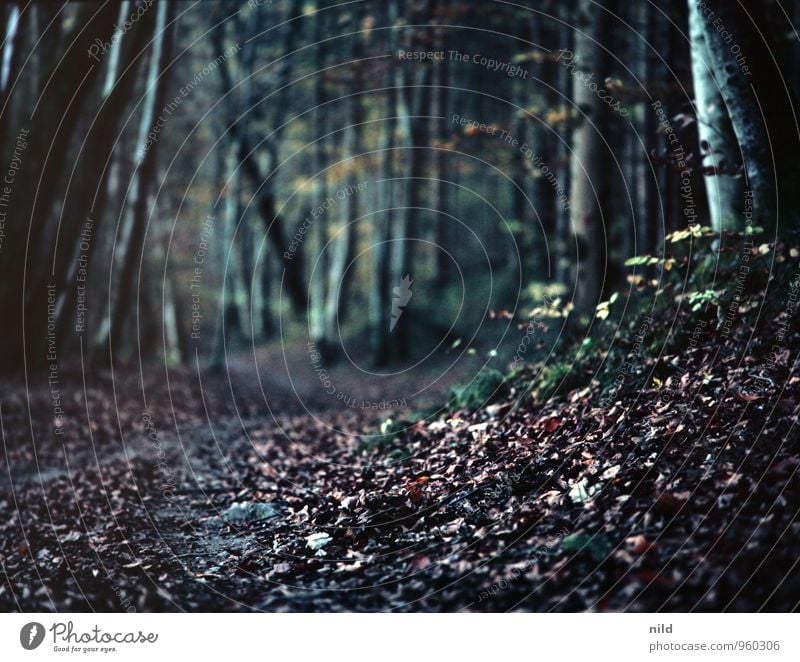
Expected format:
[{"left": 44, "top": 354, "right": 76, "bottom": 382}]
[{"left": 0, "top": 0, "right": 797, "bottom": 375}]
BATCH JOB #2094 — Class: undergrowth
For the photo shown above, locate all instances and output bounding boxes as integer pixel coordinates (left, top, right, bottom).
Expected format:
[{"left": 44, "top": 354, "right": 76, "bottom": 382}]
[
  {"left": 521, "top": 224, "right": 788, "bottom": 404},
  {"left": 363, "top": 224, "right": 799, "bottom": 453}
]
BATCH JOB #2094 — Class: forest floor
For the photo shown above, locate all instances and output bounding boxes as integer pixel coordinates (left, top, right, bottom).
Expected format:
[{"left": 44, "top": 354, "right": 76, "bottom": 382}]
[{"left": 1, "top": 319, "right": 799, "bottom": 612}]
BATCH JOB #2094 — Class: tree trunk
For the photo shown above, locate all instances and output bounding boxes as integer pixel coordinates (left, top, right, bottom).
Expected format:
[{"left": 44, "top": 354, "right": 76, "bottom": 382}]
[
  {"left": 528, "top": 12, "right": 555, "bottom": 282},
  {"left": 321, "top": 8, "right": 364, "bottom": 353},
  {"left": 432, "top": 34, "right": 451, "bottom": 292},
  {"left": 370, "top": 4, "right": 399, "bottom": 366},
  {"left": 0, "top": 2, "right": 119, "bottom": 372},
  {"left": 308, "top": 0, "right": 329, "bottom": 352},
  {"left": 54, "top": 1, "right": 151, "bottom": 341},
  {"left": 211, "top": 136, "right": 243, "bottom": 371},
  {"left": 553, "top": 12, "right": 572, "bottom": 287},
  {"left": 688, "top": 0, "right": 744, "bottom": 232},
  {"left": 104, "top": 0, "right": 171, "bottom": 356},
  {"left": 0, "top": 3, "right": 26, "bottom": 150},
  {"left": 692, "top": 0, "right": 800, "bottom": 236},
  {"left": 163, "top": 276, "right": 182, "bottom": 365},
  {"left": 633, "top": 1, "right": 658, "bottom": 254},
  {"left": 389, "top": 0, "right": 431, "bottom": 360},
  {"left": 568, "top": 0, "right": 608, "bottom": 315}
]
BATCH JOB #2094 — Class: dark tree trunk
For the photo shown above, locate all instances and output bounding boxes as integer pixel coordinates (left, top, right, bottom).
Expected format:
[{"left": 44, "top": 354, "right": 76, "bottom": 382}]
[
  {"left": 54, "top": 8, "right": 153, "bottom": 342},
  {"left": 107, "top": 2, "right": 174, "bottom": 357},
  {"left": 0, "top": 1, "right": 119, "bottom": 372}
]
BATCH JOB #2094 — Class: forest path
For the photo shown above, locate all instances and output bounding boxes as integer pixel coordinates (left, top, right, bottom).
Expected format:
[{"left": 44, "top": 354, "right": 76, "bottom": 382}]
[
  {"left": 134, "top": 342, "right": 491, "bottom": 610},
  {"left": 2, "top": 336, "right": 798, "bottom": 612},
  {"left": 0, "top": 342, "right": 492, "bottom": 611}
]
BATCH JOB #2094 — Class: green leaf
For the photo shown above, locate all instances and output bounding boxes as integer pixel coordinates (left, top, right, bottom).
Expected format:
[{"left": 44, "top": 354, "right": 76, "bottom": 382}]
[
  {"left": 561, "top": 533, "right": 614, "bottom": 562},
  {"left": 624, "top": 255, "right": 653, "bottom": 266}
]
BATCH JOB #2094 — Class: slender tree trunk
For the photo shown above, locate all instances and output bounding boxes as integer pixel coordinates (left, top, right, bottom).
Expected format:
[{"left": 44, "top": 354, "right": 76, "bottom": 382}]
[
  {"left": 552, "top": 8, "right": 572, "bottom": 287},
  {"left": 321, "top": 9, "right": 364, "bottom": 353},
  {"left": 688, "top": 0, "right": 744, "bottom": 232},
  {"left": 162, "top": 276, "right": 182, "bottom": 365},
  {"left": 237, "top": 213, "right": 257, "bottom": 339},
  {"left": 320, "top": 114, "right": 352, "bottom": 354},
  {"left": 229, "top": 153, "right": 250, "bottom": 342},
  {"left": 568, "top": 0, "right": 609, "bottom": 314},
  {"left": 528, "top": 12, "right": 555, "bottom": 282},
  {"left": 211, "top": 136, "right": 243, "bottom": 371},
  {"left": 512, "top": 14, "right": 530, "bottom": 228},
  {"left": 308, "top": 0, "right": 329, "bottom": 352},
  {"left": 633, "top": 1, "right": 656, "bottom": 255},
  {"left": 370, "top": 4, "right": 399, "bottom": 366},
  {"left": 794, "top": 0, "right": 800, "bottom": 98},
  {"left": 370, "top": 116, "right": 395, "bottom": 367},
  {"left": 432, "top": 38, "right": 451, "bottom": 291},
  {"left": 0, "top": 3, "right": 23, "bottom": 148},
  {"left": 0, "top": 3, "right": 30, "bottom": 153},
  {"left": 104, "top": 0, "right": 171, "bottom": 356},
  {"left": 389, "top": 0, "right": 431, "bottom": 359}
]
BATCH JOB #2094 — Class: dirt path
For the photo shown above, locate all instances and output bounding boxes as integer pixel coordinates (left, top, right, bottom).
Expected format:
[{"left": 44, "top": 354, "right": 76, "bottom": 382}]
[{"left": 0, "top": 345, "right": 492, "bottom": 611}]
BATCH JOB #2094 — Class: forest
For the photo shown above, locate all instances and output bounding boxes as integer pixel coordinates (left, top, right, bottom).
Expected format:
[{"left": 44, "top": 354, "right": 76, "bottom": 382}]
[{"left": 0, "top": 0, "right": 799, "bottom": 614}]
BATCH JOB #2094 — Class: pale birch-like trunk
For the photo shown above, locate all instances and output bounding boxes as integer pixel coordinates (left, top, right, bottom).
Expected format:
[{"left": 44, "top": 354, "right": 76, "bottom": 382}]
[
  {"left": 688, "top": 0, "right": 744, "bottom": 232},
  {"left": 692, "top": 0, "right": 800, "bottom": 236}
]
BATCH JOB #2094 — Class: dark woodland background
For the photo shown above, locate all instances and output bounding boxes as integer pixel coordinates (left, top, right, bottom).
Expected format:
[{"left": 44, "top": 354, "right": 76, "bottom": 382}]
[{"left": 0, "top": 0, "right": 796, "bottom": 375}]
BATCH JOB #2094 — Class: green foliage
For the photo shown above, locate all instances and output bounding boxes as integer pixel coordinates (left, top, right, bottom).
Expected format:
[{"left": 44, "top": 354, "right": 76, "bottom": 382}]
[
  {"left": 511, "top": 225, "right": 779, "bottom": 405},
  {"left": 451, "top": 368, "right": 508, "bottom": 410},
  {"left": 408, "top": 405, "right": 443, "bottom": 422},
  {"left": 624, "top": 255, "right": 660, "bottom": 267},
  {"left": 361, "top": 417, "right": 404, "bottom": 447},
  {"left": 686, "top": 289, "right": 720, "bottom": 311},
  {"left": 359, "top": 417, "right": 413, "bottom": 460},
  {"left": 379, "top": 417, "right": 405, "bottom": 438},
  {"left": 528, "top": 355, "right": 587, "bottom": 399},
  {"left": 561, "top": 533, "right": 614, "bottom": 562}
]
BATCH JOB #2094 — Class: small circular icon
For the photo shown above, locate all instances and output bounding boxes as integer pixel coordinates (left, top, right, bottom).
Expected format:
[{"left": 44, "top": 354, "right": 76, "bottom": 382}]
[{"left": 20, "top": 622, "right": 45, "bottom": 650}]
